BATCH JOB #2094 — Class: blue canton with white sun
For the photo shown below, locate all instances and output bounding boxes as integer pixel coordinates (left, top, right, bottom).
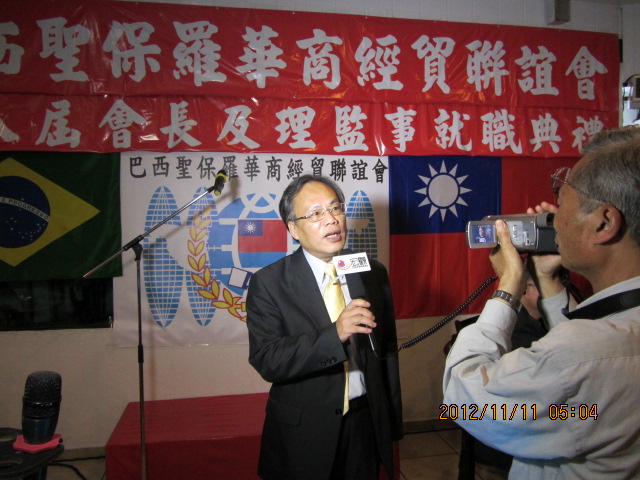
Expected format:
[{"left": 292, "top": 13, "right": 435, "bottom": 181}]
[{"left": 389, "top": 155, "right": 502, "bottom": 235}]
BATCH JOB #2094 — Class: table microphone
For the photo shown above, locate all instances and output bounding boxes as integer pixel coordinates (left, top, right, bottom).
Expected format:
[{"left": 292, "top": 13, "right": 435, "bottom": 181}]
[{"left": 22, "top": 371, "right": 62, "bottom": 446}]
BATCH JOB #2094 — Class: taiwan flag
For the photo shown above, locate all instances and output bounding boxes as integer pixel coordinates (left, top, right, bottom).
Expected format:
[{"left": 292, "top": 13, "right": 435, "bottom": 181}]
[
  {"left": 389, "top": 154, "right": 578, "bottom": 319},
  {"left": 238, "top": 218, "right": 288, "bottom": 262}
]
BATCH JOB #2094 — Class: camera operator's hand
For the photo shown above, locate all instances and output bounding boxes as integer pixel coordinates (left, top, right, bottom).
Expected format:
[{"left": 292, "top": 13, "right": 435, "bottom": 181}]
[
  {"left": 528, "top": 202, "right": 557, "bottom": 215},
  {"left": 490, "top": 220, "right": 526, "bottom": 299},
  {"left": 527, "top": 202, "right": 565, "bottom": 298}
]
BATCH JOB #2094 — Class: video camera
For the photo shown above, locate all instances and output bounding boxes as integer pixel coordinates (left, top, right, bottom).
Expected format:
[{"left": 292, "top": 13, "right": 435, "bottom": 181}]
[{"left": 466, "top": 212, "right": 557, "bottom": 253}]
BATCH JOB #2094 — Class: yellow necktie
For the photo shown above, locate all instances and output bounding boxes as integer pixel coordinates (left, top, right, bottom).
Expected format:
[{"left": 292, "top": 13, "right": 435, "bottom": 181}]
[{"left": 323, "top": 263, "right": 349, "bottom": 415}]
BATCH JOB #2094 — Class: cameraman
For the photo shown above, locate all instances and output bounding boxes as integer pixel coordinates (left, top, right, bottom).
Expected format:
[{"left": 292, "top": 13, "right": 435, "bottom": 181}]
[{"left": 443, "top": 127, "right": 640, "bottom": 479}]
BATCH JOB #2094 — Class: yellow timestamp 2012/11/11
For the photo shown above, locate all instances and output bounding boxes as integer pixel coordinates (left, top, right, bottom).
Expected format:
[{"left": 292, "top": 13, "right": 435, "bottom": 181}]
[{"left": 439, "top": 403, "right": 598, "bottom": 421}]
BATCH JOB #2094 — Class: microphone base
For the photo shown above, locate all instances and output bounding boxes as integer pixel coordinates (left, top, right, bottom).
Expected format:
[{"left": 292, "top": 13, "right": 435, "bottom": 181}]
[
  {"left": 0, "top": 428, "right": 64, "bottom": 480},
  {"left": 13, "top": 434, "right": 62, "bottom": 453}
]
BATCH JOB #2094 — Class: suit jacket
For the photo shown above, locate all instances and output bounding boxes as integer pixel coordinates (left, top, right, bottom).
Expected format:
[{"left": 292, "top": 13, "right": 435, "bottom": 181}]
[{"left": 247, "top": 247, "right": 403, "bottom": 480}]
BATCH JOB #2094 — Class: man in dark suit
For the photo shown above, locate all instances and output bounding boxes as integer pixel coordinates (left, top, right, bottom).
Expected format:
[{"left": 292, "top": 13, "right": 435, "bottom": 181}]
[{"left": 246, "top": 175, "right": 403, "bottom": 480}]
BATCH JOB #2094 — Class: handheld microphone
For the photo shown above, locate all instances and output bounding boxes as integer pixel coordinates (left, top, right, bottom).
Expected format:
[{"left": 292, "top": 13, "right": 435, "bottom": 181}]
[
  {"left": 22, "top": 371, "right": 62, "bottom": 446},
  {"left": 345, "top": 270, "right": 378, "bottom": 355},
  {"left": 212, "top": 169, "right": 227, "bottom": 196},
  {"left": 356, "top": 297, "right": 379, "bottom": 355}
]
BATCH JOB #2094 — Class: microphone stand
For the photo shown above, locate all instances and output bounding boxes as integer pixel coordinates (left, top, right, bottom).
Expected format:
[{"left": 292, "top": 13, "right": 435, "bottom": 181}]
[{"left": 82, "top": 184, "right": 218, "bottom": 480}]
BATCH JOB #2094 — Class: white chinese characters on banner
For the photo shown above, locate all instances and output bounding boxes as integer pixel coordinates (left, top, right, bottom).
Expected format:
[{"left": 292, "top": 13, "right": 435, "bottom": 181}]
[
  {"left": 114, "top": 152, "right": 389, "bottom": 346},
  {"left": 0, "top": 1, "right": 619, "bottom": 155}
]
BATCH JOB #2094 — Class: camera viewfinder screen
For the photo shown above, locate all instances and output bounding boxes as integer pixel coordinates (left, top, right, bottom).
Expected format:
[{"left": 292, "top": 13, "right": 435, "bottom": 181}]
[{"left": 472, "top": 224, "right": 495, "bottom": 244}]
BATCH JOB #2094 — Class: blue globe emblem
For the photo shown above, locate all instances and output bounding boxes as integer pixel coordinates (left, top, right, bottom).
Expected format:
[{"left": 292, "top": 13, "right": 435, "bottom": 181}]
[
  {"left": 143, "top": 186, "right": 184, "bottom": 327},
  {"left": 208, "top": 192, "right": 291, "bottom": 296}
]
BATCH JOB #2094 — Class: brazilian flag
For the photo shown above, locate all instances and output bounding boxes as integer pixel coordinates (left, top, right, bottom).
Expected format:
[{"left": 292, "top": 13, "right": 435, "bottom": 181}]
[{"left": 0, "top": 152, "right": 121, "bottom": 281}]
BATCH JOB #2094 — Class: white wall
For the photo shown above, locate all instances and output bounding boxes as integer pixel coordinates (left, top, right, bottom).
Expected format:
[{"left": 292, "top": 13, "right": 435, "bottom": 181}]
[{"left": 1, "top": 0, "right": 637, "bottom": 450}]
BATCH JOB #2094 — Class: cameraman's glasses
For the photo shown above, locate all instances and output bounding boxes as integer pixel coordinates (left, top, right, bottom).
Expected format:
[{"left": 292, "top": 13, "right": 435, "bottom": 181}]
[{"left": 551, "top": 166, "right": 612, "bottom": 207}]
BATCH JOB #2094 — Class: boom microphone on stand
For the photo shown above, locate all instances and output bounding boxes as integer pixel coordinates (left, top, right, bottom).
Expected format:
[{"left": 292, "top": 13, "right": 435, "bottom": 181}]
[
  {"left": 213, "top": 169, "right": 227, "bottom": 196},
  {"left": 80, "top": 173, "right": 232, "bottom": 480}
]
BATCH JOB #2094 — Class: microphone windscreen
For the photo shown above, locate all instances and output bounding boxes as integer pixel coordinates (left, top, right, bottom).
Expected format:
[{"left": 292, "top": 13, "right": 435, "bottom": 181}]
[{"left": 23, "top": 371, "right": 62, "bottom": 418}]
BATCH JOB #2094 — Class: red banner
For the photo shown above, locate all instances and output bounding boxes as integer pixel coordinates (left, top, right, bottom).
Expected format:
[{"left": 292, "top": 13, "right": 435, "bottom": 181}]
[{"left": 0, "top": 0, "right": 619, "bottom": 156}]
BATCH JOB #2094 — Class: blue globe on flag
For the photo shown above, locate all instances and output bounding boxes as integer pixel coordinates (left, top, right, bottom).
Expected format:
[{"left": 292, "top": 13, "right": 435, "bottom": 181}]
[{"left": 0, "top": 176, "right": 50, "bottom": 249}]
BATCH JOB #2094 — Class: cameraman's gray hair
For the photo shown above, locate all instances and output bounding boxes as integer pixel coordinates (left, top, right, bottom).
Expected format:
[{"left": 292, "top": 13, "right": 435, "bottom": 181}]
[
  {"left": 278, "top": 174, "right": 345, "bottom": 227},
  {"left": 573, "top": 126, "right": 640, "bottom": 245},
  {"left": 582, "top": 125, "right": 640, "bottom": 154}
]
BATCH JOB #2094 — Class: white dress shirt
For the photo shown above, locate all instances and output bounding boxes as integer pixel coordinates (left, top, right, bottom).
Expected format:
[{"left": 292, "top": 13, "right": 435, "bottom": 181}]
[{"left": 303, "top": 249, "right": 366, "bottom": 399}]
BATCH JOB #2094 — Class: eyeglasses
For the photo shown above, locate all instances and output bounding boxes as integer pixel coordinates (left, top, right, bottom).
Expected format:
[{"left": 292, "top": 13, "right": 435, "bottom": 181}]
[
  {"left": 550, "top": 166, "right": 612, "bottom": 206},
  {"left": 296, "top": 203, "right": 347, "bottom": 223}
]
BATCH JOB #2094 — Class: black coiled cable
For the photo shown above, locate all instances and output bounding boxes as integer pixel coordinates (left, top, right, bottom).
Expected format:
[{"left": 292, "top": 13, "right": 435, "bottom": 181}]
[{"left": 398, "top": 276, "right": 497, "bottom": 351}]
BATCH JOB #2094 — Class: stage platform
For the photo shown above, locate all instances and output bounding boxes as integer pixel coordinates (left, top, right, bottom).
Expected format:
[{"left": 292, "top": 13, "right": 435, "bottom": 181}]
[
  {"left": 106, "top": 393, "right": 267, "bottom": 479},
  {"left": 106, "top": 392, "right": 399, "bottom": 479}
]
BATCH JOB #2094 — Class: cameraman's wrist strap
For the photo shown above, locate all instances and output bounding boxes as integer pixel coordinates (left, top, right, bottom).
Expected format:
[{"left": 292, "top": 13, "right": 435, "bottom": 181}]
[{"left": 492, "top": 290, "right": 521, "bottom": 313}]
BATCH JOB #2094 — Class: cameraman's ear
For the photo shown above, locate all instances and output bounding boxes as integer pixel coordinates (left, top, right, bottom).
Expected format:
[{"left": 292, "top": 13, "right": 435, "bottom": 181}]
[{"left": 593, "top": 205, "right": 624, "bottom": 244}]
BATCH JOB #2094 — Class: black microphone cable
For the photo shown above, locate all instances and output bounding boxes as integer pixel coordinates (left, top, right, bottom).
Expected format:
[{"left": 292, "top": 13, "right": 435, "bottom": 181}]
[
  {"left": 398, "top": 276, "right": 498, "bottom": 351},
  {"left": 368, "top": 276, "right": 497, "bottom": 359}
]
